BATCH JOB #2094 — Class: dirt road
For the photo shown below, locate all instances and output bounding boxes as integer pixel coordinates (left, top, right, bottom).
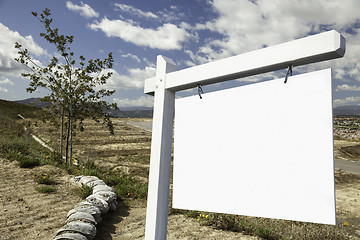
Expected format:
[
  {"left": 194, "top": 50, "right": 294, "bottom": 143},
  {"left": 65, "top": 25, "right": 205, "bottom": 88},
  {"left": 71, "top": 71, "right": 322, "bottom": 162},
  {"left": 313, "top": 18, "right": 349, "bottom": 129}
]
[{"left": 335, "top": 159, "right": 360, "bottom": 175}]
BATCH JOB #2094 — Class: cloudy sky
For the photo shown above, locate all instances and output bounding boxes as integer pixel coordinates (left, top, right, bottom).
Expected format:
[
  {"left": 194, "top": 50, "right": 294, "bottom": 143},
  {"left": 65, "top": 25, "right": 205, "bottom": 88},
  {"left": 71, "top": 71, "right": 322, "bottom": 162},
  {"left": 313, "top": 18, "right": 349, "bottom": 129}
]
[{"left": 0, "top": 0, "right": 359, "bottom": 108}]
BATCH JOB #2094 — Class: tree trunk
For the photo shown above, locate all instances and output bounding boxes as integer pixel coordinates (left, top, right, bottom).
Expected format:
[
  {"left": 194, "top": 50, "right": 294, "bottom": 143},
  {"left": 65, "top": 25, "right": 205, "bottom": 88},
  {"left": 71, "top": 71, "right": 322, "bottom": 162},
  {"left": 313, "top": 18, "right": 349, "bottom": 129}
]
[
  {"left": 69, "top": 100, "right": 73, "bottom": 167},
  {"left": 65, "top": 114, "right": 70, "bottom": 165},
  {"left": 60, "top": 104, "right": 64, "bottom": 163}
]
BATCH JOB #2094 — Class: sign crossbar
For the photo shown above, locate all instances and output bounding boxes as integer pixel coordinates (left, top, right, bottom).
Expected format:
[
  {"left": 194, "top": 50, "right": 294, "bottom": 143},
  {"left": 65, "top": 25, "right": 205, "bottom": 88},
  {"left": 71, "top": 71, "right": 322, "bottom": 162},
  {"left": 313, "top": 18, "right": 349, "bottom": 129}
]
[{"left": 145, "top": 30, "right": 345, "bottom": 95}]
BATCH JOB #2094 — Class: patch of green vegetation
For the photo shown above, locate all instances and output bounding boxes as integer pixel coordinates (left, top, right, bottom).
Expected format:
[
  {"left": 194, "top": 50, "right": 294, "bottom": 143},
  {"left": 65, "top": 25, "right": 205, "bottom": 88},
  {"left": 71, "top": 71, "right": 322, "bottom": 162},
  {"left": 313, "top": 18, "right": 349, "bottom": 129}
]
[
  {"left": 112, "top": 175, "right": 148, "bottom": 199},
  {"left": 18, "top": 157, "right": 41, "bottom": 168},
  {"left": 66, "top": 161, "right": 148, "bottom": 201},
  {"left": 36, "top": 185, "right": 56, "bottom": 193},
  {"left": 0, "top": 100, "right": 54, "bottom": 169},
  {"left": 77, "top": 184, "right": 93, "bottom": 199},
  {"left": 35, "top": 175, "right": 56, "bottom": 185},
  {"left": 179, "top": 211, "right": 348, "bottom": 240}
]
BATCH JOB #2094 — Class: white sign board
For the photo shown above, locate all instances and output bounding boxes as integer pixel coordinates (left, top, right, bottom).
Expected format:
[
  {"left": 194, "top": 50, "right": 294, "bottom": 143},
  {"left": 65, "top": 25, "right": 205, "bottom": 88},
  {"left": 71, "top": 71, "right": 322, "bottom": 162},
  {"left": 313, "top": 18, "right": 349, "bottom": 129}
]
[{"left": 173, "top": 68, "right": 336, "bottom": 225}]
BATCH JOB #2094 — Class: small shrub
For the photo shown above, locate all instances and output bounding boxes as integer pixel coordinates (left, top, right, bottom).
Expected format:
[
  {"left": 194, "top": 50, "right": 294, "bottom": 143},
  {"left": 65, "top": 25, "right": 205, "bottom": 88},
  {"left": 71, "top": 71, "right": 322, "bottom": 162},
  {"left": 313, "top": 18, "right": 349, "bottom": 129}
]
[
  {"left": 84, "top": 160, "right": 97, "bottom": 169},
  {"left": 5, "top": 149, "right": 19, "bottom": 161},
  {"left": 78, "top": 184, "right": 93, "bottom": 199},
  {"left": 0, "top": 138, "right": 29, "bottom": 155},
  {"left": 18, "top": 157, "right": 41, "bottom": 168},
  {"left": 113, "top": 175, "right": 148, "bottom": 199},
  {"left": 36, "top": 185, "right": 56, "bottom": 193},
  {"left": 51, "top": 151, "right": 63, "bottom": 164},
  {"left": 80, "top": 168, "right": 102, "bottom": 179},
  {"left": 44, "top": 151, "right": 62, "bottom": 165},
  {"left": 186, "top": 210, "right": 201, "bottom": 219},
  {"left": 36, "top": 175, "right": 56, "bottom": 185}
]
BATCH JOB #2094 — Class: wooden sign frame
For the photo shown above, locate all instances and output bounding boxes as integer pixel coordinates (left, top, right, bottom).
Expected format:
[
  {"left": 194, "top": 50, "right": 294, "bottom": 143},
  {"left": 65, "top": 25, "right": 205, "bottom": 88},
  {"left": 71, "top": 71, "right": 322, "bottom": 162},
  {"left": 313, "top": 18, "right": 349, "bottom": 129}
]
[{"left": 144, "top": 30, "right": 345, "bottom": 240}]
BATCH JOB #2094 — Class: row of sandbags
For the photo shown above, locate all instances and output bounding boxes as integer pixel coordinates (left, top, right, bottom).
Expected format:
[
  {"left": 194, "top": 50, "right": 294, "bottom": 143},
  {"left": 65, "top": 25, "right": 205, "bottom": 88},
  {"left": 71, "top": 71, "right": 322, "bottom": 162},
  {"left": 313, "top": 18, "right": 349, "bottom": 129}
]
[{"left": 53, "top": 176, "right": 118, "bottom": 240}]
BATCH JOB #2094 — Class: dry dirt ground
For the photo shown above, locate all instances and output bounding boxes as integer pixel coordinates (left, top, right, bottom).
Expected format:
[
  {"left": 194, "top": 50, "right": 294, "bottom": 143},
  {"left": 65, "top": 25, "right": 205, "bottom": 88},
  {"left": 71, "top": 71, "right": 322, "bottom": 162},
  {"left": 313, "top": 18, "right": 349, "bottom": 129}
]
[
  {"left": 0, "top": 158, "right": 81, "bottom": 239},
  {"left": 0, "top": 118, "right": 359, "bottom": 239},
  {"left": 0, "top": 162, "right": 258, "bottom": 240}
]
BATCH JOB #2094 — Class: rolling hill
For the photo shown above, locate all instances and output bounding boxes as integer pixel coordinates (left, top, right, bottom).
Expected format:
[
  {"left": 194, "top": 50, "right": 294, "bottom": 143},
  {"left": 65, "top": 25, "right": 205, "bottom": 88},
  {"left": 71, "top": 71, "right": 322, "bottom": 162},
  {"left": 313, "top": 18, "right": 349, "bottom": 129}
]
[{"left": 13, "top": 98, "right": 153, "bottom": 118}]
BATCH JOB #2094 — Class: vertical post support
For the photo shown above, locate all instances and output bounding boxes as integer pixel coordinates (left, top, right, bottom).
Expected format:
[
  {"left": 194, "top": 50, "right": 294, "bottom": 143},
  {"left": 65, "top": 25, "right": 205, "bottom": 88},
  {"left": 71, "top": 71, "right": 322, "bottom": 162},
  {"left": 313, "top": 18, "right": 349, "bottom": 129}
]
[{"left": 145, "top": 55, "right": 177, "bottom": 240}]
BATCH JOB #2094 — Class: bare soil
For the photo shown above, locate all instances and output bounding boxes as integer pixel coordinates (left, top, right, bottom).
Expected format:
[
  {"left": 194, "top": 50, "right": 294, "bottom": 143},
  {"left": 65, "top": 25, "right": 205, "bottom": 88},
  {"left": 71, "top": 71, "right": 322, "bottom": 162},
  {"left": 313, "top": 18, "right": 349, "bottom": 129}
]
[
  {"left": 0, "top": 158, "right": 81, "bottom": 239},
  {"left": 334, "top": 140, "right": 360, "bottom": 161},
  {"left": 0, "top": 159, "right": 259, "bottom": 240},
  {"left": 0, "top": 118, "right": 359, "bottom": 239}
]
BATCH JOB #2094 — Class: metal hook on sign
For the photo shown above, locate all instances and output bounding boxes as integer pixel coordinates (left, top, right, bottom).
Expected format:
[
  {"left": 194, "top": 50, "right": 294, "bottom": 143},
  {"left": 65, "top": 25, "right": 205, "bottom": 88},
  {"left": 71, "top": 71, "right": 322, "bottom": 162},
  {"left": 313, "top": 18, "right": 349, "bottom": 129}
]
[
  {"left": 284, "top": 64, "right": 293, "bottom": 84},
  {"left": 197, "top": 84, "right": 204, "bottom": 99}
]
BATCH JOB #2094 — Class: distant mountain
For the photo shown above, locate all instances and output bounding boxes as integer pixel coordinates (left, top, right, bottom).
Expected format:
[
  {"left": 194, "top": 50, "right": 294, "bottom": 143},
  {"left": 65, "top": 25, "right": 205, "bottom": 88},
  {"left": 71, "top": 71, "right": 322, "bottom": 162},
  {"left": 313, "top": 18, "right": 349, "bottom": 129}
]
[
  {"left": 15, "top": 98, "right": 49, "bottom": 108},
  {"left": 15, "top": 97, "right": 153, "bottom": 118},
  {"left": 9, "top": 97, "right": 360, "bottom": 118},
  {"left": 107, "top": 108, "right": 153, "bottom": 118},
  {"left": 116, "top": 106, "right": 152, "bottom": 111},
  {"left": 333, "top": 105, "right": 360, "bottom": 116}
]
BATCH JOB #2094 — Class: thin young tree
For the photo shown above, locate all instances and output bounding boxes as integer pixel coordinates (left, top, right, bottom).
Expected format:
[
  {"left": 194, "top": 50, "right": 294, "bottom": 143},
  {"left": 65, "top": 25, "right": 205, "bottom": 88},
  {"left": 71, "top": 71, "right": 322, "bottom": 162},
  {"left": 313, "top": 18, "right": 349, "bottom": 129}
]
[{"left": 15, "top": 8, "right": 118, "bottom": 165}]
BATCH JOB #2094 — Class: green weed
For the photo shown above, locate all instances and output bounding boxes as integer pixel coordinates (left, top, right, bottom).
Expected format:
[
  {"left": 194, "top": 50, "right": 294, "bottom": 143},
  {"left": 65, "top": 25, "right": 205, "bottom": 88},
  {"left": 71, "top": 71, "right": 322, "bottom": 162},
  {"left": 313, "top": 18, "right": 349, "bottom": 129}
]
[
  {"left": 36, "top": 185, "right": 56, "bottom": 193},
  {"left": 18, "top": 157, "right": 41, "bottom": 168},
  {"left": 78, "top": 184, "right": 93, "bottom": 199},
  {"left": 185, "top": 212, "right": 348, "bottom": 240},
  {"left": 113, "top": 175, "right": 148, "bottom": 199},
  {"left": 5, "top": 149, "right": 19, "bottom": 161},
  {"left": 64, "top": 160, "right": 147, "bottom": 201},
  {"left": 36, "top": 175, "right": 56, "bottom": 185}
]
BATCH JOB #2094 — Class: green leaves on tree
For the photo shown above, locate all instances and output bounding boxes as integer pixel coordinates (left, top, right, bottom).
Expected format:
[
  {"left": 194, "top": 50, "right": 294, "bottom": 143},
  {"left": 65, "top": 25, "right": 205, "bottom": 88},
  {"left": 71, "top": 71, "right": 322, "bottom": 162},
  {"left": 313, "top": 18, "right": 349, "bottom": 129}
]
[{"left": 15, "top": 8, "right": 118, "bottom": 165}]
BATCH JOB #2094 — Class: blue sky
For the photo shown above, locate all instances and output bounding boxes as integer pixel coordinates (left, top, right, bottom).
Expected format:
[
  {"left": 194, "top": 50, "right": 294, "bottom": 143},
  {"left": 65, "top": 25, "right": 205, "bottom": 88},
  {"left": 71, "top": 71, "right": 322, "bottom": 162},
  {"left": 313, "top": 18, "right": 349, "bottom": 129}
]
[{"left": 0, "top": 0, "right": 360, "bottom": 108}]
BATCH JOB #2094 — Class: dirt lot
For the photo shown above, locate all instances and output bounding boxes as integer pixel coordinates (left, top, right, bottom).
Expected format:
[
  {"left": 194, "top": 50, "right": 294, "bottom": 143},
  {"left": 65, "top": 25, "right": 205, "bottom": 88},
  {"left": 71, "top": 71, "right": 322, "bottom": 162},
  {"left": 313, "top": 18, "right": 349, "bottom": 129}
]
[
  {"left": 0, "top": 156, "right": 262, "bottom": 240},
  {"left": 0, "top": 118, "right": 359, "bottom": 239},
  {"left": 0, "top": 158, "right": 81, "bottom": 239}
]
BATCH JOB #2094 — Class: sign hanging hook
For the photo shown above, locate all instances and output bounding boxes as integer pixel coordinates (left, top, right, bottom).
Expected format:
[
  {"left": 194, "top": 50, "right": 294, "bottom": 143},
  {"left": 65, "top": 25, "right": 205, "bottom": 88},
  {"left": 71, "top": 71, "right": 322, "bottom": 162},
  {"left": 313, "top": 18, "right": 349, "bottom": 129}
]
[
  {"left": 197, "top": 84, "right": 204, "bottom": 99},
  {"left": 284, "top": 65, "right": 293, "bottom": 84}
]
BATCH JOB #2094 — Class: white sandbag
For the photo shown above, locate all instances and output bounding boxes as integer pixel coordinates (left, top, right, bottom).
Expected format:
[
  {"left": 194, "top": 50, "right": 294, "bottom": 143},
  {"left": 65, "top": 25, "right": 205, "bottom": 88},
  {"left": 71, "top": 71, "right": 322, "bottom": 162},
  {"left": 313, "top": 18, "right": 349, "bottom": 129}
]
[
  {"left": 66, "top": 211, "right": 96, "bottom": 225},
  {"left": 53, "top": 232, "right": 88, "bottom": 240},
  {"left": 92, "top": 185, "right": 114, "bottom": 194},
  {"left": 86, "top": 195, "right": 109, "bottom": 214},
  {"left": 87, "top": 179, "right": 106, "bottom": 188},
  {"left": 93, "top": 191, "right": 117, "bottom": 203},
  {"left": 79, "top": 176, "right": 99, "bottom": 186},
  {"left": 55, "top": 221, "right": 96, "bottom": 240},
  {"left": 68, "top": 202, "right": 102, "bottom": 224}
]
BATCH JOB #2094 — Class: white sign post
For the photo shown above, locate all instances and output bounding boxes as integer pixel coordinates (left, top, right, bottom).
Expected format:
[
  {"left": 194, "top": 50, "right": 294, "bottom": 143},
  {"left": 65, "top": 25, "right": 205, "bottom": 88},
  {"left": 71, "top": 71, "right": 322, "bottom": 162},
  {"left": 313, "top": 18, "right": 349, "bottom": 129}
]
[{"left": 144, "top": 30, "right": 345, "bottom": 240}]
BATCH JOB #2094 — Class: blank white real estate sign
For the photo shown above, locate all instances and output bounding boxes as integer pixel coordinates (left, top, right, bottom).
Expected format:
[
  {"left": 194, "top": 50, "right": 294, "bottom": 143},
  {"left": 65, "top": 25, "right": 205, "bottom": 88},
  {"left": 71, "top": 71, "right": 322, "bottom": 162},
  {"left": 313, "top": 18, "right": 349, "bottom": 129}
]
[{"left": 172, "top": 68, "right": 336, "bottom": 225}]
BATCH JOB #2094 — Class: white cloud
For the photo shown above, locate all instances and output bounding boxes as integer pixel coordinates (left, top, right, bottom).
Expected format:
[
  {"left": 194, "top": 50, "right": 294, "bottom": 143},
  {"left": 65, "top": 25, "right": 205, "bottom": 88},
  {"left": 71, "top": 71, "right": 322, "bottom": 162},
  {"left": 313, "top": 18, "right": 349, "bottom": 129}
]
[
  {"left": 113, "top": 95, "right": 154, "bottom": 108},
  {"left": 0, "top": 23, "right": 47, "bottom": 76},
  {"left": 121, "top": 53, "right": 141, "bottom": 63},
  {"left": 333, "top": 96, "right": 360, "bottom": 107},
  {"left": 179, "top": 0, "right": 360, "bottom": 116},
  {"left": 190, "top": 0, "right": 360, "bottom": 64},
  {"left": 268, "top": 0, "right": 360, "bottom": 29},
  {"left": 66, "top": 1, "right": 99, "bottom": 18},
  {"left": 102, "top": 66, "right": 155, "bottom": 90},
  {"left": 0, "top": 78, "right": 14, "bottom": 85},
  {"left": 0, "top": 86, "right": 8, "bottom": 92},
  {"left": 89, "top": 17, "right": 190, "bottom": 50},
  {"left": 336, "top": 84, "right": 360, "bottom": 92},
  {"left": 114, "top": 3, "right": 159, "bottom": 19},
  {"left": 158, "top": 5, "right": 186, "bottom": 23}
]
